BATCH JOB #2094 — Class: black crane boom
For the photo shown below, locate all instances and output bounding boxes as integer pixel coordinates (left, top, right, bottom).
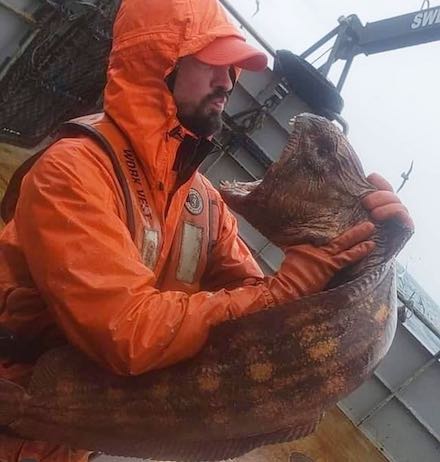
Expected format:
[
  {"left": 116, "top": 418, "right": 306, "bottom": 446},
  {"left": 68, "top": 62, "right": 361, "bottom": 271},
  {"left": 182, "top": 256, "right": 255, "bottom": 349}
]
[{"left": 301, "top": 4, "right": 440, "bottom": 90}]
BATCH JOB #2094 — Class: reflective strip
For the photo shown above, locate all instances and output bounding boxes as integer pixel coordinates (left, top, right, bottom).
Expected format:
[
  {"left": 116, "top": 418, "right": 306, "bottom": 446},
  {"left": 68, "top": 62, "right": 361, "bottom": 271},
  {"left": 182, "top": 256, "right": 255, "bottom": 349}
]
[
  {"left": 208, "top": 198, "right": 219, "bottom": 255},
  {"left": 142, "top": 228, "right": 159, "bottom": 269},
  {"left": 176, "top": 222, "right": 203, "bottom": 283}
]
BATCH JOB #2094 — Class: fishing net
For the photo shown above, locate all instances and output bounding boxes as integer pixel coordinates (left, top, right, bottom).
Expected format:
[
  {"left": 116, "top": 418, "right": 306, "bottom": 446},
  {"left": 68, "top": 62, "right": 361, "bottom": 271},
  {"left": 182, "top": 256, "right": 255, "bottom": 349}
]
[{"left": 0, "top": 0, "right": 120, "bottom": 147}]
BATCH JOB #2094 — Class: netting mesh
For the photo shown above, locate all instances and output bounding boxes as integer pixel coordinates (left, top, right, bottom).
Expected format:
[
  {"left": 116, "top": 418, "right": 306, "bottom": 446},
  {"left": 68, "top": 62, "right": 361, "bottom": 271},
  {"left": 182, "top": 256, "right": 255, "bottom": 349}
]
[{"left": 0, "top": 1, "right": 120, "bottom": 147}]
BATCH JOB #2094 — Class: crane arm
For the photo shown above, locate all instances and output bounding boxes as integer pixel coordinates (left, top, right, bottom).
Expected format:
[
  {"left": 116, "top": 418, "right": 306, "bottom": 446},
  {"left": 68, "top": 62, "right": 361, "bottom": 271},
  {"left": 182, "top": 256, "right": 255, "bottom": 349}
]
[
  {"left": 300, "top": 5, "right": 440, "bottom": 91},
  {"left": 349, "top": 6, "right": 440, "bottom": 57}
]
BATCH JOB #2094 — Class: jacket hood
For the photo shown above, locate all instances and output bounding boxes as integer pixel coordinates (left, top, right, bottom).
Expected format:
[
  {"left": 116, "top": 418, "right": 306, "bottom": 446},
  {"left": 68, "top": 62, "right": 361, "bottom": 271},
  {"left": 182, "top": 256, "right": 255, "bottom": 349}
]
[{"left": 104, "top": 0, "right": 244, "bottom": 192}]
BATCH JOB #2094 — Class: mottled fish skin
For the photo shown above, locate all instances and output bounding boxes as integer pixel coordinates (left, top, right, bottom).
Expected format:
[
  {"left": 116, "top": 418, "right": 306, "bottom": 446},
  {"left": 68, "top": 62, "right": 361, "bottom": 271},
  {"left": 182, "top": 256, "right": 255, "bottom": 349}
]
[
  {"left": 220, "top": 114, "right": 410, "bottom": 280},
  {"left": 2, "top": 114, "right": 412, "bottom": 461}
]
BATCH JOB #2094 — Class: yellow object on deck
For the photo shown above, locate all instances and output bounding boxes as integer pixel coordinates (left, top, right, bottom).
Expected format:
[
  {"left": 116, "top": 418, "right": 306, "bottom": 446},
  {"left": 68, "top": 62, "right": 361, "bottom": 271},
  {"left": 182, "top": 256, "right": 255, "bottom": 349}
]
[{"left": 0, "top": 143, "right": 32, "bottom": 226}]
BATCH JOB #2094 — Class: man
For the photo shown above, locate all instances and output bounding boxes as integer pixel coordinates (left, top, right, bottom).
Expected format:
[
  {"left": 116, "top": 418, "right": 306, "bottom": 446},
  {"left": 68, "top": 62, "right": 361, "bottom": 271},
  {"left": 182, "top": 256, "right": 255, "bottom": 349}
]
[{"left": 0, "top": 0, "right": 413, "bottom": 460}]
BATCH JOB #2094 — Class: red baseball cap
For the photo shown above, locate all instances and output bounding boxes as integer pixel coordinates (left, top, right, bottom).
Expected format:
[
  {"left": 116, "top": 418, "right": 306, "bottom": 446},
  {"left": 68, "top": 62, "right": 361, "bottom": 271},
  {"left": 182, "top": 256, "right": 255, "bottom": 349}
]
[{"left": 195, "top": 36, "right": 268, "bottom": 71}]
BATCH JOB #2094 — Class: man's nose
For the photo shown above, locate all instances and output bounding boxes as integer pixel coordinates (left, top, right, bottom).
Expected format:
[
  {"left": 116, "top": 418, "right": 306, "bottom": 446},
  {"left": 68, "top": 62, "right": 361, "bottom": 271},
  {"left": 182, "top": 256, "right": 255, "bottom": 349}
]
[{"left": 212, "top": 66, "right": 234, "bottom": 93}]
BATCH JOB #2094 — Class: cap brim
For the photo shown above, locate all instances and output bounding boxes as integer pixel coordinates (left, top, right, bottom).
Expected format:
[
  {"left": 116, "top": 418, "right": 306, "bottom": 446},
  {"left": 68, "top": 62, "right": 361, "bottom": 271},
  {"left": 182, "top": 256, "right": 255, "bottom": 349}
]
[{"left": 196, "top": 36, "right": 268, "bottom": 72}]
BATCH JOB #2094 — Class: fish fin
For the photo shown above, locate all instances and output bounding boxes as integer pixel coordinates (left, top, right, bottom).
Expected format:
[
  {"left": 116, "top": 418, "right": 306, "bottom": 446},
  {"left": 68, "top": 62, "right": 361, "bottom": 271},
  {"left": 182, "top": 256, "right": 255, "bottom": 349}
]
[{"left": 0, "top": 379, "right": 25, "bottom": 425}]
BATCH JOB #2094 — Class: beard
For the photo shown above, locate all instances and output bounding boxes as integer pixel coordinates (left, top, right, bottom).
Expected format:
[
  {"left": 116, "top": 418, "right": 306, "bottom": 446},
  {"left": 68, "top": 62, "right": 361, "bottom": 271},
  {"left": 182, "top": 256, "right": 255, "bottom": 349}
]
[{"left": 176, "top": 90, "right": 228, "bottom": 138}]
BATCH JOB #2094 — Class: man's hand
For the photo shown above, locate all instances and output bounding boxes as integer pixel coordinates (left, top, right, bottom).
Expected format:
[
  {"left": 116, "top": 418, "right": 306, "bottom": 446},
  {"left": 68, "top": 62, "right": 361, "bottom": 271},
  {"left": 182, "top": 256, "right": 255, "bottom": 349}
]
[
  {"left": 362, "top": 173, "right": 414, "bottom": 230},
  {"left": 266, "top": 222, "right": 376, "bottom": 305}
]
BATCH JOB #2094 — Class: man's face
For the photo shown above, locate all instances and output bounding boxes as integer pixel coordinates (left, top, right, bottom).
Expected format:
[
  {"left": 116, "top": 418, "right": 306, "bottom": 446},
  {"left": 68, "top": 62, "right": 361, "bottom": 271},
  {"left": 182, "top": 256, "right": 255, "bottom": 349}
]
[{"left": 172, "top": 56, "right": 234, "bottom": 138}]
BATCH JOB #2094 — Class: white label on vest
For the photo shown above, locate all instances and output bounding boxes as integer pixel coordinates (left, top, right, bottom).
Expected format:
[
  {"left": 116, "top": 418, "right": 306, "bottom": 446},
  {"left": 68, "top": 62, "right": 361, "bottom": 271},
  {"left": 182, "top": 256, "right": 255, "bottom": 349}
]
[
  {"left": 142, "top": 228, "right": 159, "bottom": 270},
  {"left": 176, "top": 222, "right": 203, "bottom": 283}
]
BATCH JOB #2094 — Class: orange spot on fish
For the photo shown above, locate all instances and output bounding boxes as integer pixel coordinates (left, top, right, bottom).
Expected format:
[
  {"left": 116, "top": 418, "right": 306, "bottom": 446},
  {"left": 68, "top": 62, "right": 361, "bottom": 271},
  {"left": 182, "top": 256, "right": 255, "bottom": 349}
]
[
  {"left": 198, "top": 374, "right": 220, "bottom": 392},
  {"left": 248, "top": 362, "right": 274, "bottom": 383},
  {"left": 374, "top": 304, "right": 390, "bottom": 324},
  {"left": 308, "top": 339, "right": 339, "bottom": 362}
]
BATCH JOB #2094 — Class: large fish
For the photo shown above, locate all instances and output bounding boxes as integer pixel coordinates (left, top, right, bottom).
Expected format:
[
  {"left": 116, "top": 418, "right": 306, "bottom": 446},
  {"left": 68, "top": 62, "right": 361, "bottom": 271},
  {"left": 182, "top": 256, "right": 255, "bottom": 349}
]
[{"left": 0, "top": 114, "right": 412, "bottom": 461}]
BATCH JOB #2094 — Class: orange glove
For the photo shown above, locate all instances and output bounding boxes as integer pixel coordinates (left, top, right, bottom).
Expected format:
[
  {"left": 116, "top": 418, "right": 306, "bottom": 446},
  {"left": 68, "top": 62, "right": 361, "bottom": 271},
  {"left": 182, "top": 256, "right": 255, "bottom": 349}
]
[
  {"left": 361, "top": 173, "right": 414, "bottom": 230},
  {"left": 266, "top": 221, "right": 375, "bottom": 304}
]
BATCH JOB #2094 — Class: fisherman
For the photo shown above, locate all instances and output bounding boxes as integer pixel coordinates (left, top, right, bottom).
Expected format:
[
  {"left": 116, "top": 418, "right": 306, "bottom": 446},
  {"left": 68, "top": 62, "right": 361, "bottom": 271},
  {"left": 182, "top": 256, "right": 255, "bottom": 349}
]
[{"left": 0, "top": 0, "right": 413, "bottom": 460}]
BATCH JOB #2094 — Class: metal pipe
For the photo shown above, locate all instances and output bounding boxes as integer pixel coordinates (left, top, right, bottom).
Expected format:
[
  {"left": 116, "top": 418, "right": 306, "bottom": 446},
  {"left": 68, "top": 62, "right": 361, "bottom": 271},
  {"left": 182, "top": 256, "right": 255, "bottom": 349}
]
[
  {"left": 398, "top": 289, "right": 440, "bottom": 343},
  {"left": 0, "top": 0, "right": 37, "bottom": 25},
  {"left": 319, "top": 22, "right": 350, "bottom": 77},
  {"left": 0, "top": 6, "right": 58, "bottom": 83},
  {"left": 0, "top": 30, "right": 39, "bottom": 82},
  {"left": 300, "top": 25, "right": 341, "bottom": 59},
  {"left": 219, "top": 0, "right": 276, "bottom": 58},
  {"left": 331, "top": 112, "right": 349, "bottom": 135},
  {"left": 412, "top": 307, "right": 440, "bottom": 343},
  {"left": 336, "top": 55, "right": 354, "bottom": 91}
]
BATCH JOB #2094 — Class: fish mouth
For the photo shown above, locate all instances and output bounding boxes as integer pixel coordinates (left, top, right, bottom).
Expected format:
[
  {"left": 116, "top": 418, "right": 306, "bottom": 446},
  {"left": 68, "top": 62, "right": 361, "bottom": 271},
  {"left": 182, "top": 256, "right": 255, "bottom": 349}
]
[{"left": 219, "top": 179, "right": 262, "bottom": 197}]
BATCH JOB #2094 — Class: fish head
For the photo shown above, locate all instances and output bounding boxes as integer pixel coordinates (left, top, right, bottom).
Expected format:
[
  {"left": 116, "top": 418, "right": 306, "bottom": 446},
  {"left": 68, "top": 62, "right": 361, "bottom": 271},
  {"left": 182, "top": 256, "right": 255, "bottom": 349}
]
[
  {"left": 275, "top": 114, "right": 374, "bottom": 240},
  {"left": 248, "top": 113, "right": 374, "bottom": 246}
]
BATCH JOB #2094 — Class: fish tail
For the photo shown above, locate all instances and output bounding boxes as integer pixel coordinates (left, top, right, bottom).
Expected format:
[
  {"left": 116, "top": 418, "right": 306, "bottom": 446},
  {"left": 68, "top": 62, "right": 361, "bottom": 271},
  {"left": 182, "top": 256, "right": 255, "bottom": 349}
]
[{"left": 0, "top": 379, "right": 25, "bottom": 425}]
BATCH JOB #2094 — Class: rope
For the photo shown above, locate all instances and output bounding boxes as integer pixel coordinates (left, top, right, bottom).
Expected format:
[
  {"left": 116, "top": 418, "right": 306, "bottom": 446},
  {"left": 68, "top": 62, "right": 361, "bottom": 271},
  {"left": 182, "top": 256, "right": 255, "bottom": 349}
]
[
  {"left": 311, "top": 45, "right": 333, "bottom": 65},
  {"left": 252, "top": 0, "right": 260, "bottom": 17}
]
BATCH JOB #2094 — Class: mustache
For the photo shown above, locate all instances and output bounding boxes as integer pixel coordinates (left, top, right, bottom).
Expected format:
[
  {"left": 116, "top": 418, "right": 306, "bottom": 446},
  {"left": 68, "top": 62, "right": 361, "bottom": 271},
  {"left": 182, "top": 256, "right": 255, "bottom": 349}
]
[{"left": 205, "top": 88, "right": 230, "bottom": 103}]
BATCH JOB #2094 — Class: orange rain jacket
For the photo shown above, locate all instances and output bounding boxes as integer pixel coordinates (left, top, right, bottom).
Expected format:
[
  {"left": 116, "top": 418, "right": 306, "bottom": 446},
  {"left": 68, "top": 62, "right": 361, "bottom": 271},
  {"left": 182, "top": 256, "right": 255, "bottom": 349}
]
[
  {"left": 0, "top": 0, "right": 276, "bottom": 458},
  {"left": 0, "top": 0, "right": 274, "bottom": 380}
]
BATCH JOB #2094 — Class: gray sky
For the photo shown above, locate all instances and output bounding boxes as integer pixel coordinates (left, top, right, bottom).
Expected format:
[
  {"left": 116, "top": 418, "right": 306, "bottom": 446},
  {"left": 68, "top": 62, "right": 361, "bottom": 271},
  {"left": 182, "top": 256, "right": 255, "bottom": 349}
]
[{"left": 233, "top": 0, "right": 440, "bottom": 305}]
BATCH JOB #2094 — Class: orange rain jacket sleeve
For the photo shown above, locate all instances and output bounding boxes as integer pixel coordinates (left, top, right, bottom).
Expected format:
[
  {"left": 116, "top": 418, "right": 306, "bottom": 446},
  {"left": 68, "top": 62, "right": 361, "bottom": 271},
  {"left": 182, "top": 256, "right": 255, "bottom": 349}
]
[{"left": 14, "top": 139, "right": 274, "bottom": 376}]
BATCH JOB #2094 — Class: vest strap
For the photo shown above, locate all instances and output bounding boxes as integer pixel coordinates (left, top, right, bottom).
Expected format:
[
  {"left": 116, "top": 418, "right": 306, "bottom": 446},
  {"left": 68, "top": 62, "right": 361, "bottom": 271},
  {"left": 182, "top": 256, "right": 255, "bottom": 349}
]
[{"left": 61, "top": 121, "right": 136, "bottom": 241}]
